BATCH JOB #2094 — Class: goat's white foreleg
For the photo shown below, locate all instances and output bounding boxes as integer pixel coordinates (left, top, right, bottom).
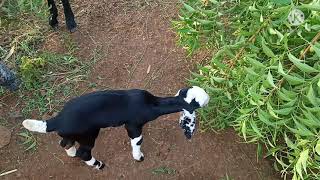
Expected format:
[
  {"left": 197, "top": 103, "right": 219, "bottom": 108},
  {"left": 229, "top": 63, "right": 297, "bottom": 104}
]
[{"left": 130, "top": 135, "right": 144, "bottom": 161}]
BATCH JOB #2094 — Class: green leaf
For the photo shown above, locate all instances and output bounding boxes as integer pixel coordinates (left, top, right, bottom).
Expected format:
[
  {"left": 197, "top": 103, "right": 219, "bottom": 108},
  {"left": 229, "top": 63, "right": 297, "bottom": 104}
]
[
  {"left": 267, "top": 71, "right": 276, "bottom": 88},
  {"left": 293, "top": 117, "right": 315, "bottom": 136},
  {"left": 250, "top": 120, "right": 263, "bottom": 137},
  {"left": 311, "top": 44, "right": 320, "bottom": 57},
  {"left": 258, "top": 109, "right": 274, "bottom": 126},
  {"left": 246, "top": 56, "right": 265, "bottom": 68},
  {"left": 242, "top": 120, "right": 247, "bottom": 141},
  {"left": 273, "top": 107, "right": 294, "bottom": 115},
  {"left": 271, "top": 0, "right": 291, "bottom": 5},
  {"left": 278, "top": 90, "right": 292, "bottom": 101},
  {"left": 315, "top": 141, "right": 320, "bottom": 155},
  {"left": 267, "top": 102, "right": 280, "bottom": 119},
  {"left": 278, "top": 61, "right": 285, "bottom": 74},
  {"left": 288, "top": 53, "right": 319, "bottom": 73},
  {"left": 284, "top": 134, "right": 296, "bottom": 149},
  {"left": 307, "top": 85, "right": 318, "bottom": 106},
  {"left": 25, "top": 141, "right": 37, "bottom": 151},
  {"left": 282, "top": 73, "right": 305, "bottom": 85},
  {"left": 300, "top": 4, "right": 320, "bottom": 11},
  {"left": 262, "top": 39, "right": 275, "bottom": 58},
  {"left": 212, "top": 76, "right": 226, "bottom": 83},
  {"left": 296, "top": 149, "right": 309, "bottom": 179},
  {"left": 181, "top": 1, "right": 196, "bottom": 13},
  {"left": 244, "top": 67, "right": 259, "bottom": 76},
  {"left": 301, "top": 110, "right": 320, "bottom": 126},
  {"left": 257, "top": 143, "right": 262, "bottom": 160},
  {"left": 197, "top": 19, "right": 214, "bottom": 25}
]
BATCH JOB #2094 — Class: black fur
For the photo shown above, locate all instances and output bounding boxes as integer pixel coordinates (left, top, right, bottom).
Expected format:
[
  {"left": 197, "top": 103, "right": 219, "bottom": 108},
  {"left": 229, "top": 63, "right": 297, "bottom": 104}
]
[
  {"left": 47, "top": 0, "right": 77, "bottom": 32},
  {"left": 39, "top": 88, "right": 203, "bottom": 168}
]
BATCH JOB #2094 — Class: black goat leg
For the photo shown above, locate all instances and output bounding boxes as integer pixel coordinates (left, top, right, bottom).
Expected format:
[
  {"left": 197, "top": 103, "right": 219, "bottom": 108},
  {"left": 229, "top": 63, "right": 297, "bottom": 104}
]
[
  {"left": 61, "top": 0, "right": 77, "bottom": 32},
  {"left": 47, "top": 0, "right": 59, "bottom": 29}
]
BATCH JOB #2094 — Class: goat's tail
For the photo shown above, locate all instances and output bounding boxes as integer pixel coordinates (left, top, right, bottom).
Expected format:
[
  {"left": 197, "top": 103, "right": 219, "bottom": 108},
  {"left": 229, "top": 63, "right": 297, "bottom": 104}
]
[{"left": 22, "top": 118, "right": 57, "bottom": 133}]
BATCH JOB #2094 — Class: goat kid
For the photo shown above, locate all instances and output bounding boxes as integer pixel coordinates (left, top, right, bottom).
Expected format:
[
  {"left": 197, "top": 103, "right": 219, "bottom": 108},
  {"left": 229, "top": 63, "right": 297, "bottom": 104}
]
[
  {"left": 22, "top": 86, "right": 209, "bottom": 169},
  {"left": 47, "top": 0, "right": 77, "bottom": 32}
]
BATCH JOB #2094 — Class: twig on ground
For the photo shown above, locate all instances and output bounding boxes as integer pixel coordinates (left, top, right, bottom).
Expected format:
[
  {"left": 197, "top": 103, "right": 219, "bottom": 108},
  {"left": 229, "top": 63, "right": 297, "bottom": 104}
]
[{"left": 0, "top": 169, "right": 18, "bottom": 177}]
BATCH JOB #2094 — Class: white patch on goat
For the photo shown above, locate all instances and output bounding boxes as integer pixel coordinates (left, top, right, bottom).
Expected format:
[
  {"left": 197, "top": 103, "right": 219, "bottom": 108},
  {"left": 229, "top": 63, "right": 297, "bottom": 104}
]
[
  {"left": 130, "top": 135, "right": 143, "bottom": 161},
  {"left": 85, "top": 157, "right": 96, "bottom": 166},
  {"left": 184, "top": 86, "right": 209, "bottom": 107},
  {"left": 179, "top": 109, "right": 195, "bottom": 124},
  {"left": 65, "top": 146, "right": 76, "bottom": 157},
  {"left": 22, "top": 119, "right": 47, "bottom": 133},
  {"left": 175, "top": 90, "right": 181, "bottom": 97}
]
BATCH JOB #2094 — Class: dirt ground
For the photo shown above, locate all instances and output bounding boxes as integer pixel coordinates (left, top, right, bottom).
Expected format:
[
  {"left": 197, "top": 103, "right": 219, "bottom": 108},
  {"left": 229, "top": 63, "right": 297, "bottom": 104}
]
[{"left": 0, "top": 0, "right": 280, "bottom": 179}]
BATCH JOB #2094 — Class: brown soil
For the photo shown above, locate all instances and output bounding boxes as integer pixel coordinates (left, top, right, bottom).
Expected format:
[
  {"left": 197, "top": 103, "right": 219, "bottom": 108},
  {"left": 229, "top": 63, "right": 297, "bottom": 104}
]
[{"left": 0, "top": 0, "right": 280, "bottom": 179}]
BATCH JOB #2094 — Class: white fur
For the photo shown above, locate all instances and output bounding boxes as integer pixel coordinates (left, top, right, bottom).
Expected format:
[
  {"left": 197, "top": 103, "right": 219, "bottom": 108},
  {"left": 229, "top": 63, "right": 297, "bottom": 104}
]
[
  {"left": 22, "top": 119, "right": 47, "bottom": 133},
  {"left": 179, "top": 109, "right": 195, "bottom": 124},
  {"left": 184, "top": 86, "right": 210, "bottom": 107},
  {"left": 85, "top": 157, "right": 103, "bottom": 169},
  {"left": 175, "top": 90, "right": 181, "bottom": 97},
  {"left": 65, "top": 146, "right": 76, "bottom": 157},
  {"left": 130, "top": 135, "right": 143, "bottom": 160},
  {"left": 85, "top": 157, "right": 96, "bottom": 166}
]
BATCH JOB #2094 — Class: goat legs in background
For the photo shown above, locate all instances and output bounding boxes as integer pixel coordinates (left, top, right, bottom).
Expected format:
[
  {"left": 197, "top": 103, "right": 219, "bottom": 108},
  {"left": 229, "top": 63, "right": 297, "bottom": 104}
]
[
  {"left": 47, "top": 0, "right": 59, "bottom": 29},
  {"left": 125, "top": 124, "right": 144, "bottom": 162},
  {"left": 47, "top": 0, "right": 77, "bottom": 32},
  {"left": 61, "top": 0, "right": 77, "bottom": 32}
]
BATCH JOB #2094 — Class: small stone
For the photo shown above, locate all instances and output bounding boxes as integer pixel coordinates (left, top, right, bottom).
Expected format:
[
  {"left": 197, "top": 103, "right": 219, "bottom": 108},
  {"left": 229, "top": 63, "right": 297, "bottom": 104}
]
[{"left": 0, "top": 125, "right": 11, "bottom": 148}]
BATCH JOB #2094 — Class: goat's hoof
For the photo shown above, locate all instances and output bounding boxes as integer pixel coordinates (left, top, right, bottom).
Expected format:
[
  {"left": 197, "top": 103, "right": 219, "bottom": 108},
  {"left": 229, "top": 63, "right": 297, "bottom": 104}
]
[
  {"left": 95, "top": 161, "right": 105, "bottom": 170},
  {"left": 136, "top": 156, "right": 144, "bottom": 162},
  {"left": 49, "top": 18, "right": 59, "bottom": 30},
  {"left": 99, "top": 162, "right": 105, "bottom": 170},
  {"left": 66, "top": 20, "right": 77, "bottom": 33}
]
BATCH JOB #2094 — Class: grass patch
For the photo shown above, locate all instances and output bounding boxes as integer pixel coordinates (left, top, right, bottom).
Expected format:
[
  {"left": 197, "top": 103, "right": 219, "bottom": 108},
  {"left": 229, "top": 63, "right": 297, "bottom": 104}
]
[
  {"left": 151, "top": 166, "right": 176, "bottom": 175},
  {"left": 18, "top": 130, "right": 38, "bottom": 151}
]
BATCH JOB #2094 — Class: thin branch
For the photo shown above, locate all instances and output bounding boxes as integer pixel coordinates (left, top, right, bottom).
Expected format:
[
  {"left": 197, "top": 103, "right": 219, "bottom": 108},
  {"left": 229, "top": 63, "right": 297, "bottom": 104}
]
[{"left": 0, "top": 169, "right": 17, "bottom": 177}]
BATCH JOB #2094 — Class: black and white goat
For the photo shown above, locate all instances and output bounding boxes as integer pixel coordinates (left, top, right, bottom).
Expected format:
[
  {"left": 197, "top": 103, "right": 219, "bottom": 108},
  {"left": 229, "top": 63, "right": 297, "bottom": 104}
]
[
  {"left": 22, "top": 86, "right": 209, "bottom": 169},
  {"left": 47, "top": 0, "right": 77, "bottom": 32}
]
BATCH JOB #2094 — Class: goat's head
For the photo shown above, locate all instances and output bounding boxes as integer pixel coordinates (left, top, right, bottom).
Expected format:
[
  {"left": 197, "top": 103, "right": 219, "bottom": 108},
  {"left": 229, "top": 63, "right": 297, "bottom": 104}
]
[{"left": 175, "top": 86, "right": 209, "bottom": 139}]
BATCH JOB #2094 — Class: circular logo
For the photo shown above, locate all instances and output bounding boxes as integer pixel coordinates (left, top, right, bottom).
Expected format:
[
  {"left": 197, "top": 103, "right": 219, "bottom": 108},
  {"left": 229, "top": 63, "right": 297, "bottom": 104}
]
[{"left": 288, "top": 8, "right": 305, "bottom": 26}]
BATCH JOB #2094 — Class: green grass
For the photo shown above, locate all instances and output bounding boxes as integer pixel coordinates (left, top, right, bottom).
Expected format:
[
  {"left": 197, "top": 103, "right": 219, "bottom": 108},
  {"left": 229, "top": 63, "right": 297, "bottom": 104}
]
[
  {"left": 151, "top": 166, "right": 176, "bottom": 175},
  {"left": 18, "top": 130, "right": 38, "bottom": 151}
]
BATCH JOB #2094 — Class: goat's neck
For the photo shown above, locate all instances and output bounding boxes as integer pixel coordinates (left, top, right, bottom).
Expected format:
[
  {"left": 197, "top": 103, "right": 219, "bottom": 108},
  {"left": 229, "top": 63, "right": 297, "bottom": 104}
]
[{"left": 154, "top": 96, "right": 185, "bottom": 116}]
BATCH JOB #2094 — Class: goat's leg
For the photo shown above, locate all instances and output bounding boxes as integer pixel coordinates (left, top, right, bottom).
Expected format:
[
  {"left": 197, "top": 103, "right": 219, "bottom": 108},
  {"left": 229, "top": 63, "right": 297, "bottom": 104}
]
[
  {"left": 75, "top": 129, "right": 104, "bottom": 169},
  {"left": 125, "top": 124, "right": 144, "bottom": 162},
  {"left": 61, "top": 0, "right": 77, "bottom": 32},
  {"left": 47, "top": 0, "right": 59, "bottom": 29},
  {"left": 59, "top": 138, "right": 76, "bottom": 157},
  {"left": 76, "top": 145, "right": 105, "bottom": 170}
]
